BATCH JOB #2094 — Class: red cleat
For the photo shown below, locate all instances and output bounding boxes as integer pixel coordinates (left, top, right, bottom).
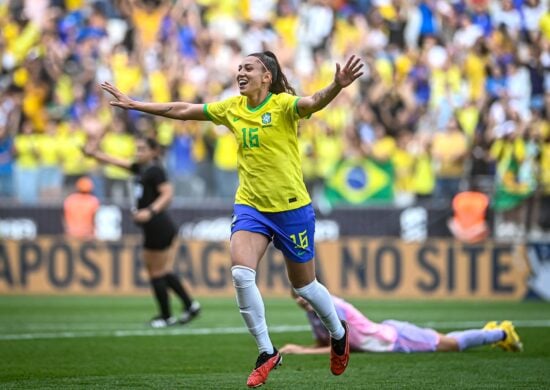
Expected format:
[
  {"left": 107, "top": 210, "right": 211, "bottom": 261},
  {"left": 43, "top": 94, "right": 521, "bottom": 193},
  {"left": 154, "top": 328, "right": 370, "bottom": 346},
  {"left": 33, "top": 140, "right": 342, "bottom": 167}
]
[
  {"left": 330, "top": 321, "right": 350, "bottom": 375},
  {"left": 246, "top": 349, "right": 282, "bottom": 388}
]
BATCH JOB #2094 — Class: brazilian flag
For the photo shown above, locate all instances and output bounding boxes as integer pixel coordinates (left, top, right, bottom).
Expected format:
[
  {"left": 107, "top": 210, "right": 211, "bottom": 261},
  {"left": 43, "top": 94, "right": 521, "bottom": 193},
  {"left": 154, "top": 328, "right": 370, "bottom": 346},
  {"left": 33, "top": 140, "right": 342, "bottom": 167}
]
[
  {"left": 324, "top": 157, "right": 394, "bottom": 205},
  {"left": 493, "top": 157, "right": 535, "bottom": 211}
]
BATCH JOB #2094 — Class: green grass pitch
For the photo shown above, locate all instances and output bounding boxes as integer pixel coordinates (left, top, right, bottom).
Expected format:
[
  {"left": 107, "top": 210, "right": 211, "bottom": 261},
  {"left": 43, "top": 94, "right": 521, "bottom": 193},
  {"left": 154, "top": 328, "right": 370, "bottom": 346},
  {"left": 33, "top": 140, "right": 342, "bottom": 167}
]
[{"left": 0, "top": 296, "right": 549, "bottom": 389}]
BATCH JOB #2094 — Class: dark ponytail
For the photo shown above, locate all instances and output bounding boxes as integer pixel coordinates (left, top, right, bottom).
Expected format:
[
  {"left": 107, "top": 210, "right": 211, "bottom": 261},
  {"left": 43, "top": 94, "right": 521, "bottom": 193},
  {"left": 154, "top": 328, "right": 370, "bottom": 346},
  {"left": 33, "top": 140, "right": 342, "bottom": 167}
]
[
  {"left": 137, "top": 135, "right": 161, "bottom": 159},
  {"left": 144, "top": 136, "right": 160, "bottom": 151},
  {"left": 249, "top": 51, "right": 296, "bottom": 95}
]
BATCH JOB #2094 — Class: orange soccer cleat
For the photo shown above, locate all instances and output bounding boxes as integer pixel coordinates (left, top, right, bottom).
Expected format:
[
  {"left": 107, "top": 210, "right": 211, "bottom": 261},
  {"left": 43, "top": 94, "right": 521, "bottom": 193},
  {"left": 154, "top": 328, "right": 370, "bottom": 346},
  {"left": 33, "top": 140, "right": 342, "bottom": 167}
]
[
  {"left": 330, "top": 320, "right": 350, "bottom": 376},
  {"left": 246, "top": 349, "right": 282, "bottom": 388}
]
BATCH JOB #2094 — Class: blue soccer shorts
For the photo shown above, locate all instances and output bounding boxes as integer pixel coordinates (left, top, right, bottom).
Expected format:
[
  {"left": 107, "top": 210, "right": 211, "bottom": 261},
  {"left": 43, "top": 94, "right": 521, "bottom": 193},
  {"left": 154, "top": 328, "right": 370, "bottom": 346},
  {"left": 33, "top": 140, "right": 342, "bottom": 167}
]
[{"left": 231, "top": 203, "right": 315, "bottom": 263}]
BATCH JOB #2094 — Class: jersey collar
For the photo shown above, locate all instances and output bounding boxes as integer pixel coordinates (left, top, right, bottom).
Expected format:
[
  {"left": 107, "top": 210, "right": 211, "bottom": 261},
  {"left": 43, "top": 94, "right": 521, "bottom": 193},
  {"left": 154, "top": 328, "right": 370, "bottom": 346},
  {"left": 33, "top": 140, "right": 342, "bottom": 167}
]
[{"left": 246, "top": 92, "right": 273, "bottom": 112}]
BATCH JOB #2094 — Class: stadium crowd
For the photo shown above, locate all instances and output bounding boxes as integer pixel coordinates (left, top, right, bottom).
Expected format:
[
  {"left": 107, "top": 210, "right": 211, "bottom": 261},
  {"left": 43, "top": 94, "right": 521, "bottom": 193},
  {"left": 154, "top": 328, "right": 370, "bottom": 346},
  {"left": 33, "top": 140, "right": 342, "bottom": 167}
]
[{"left": 0, "top": 0, "right": 549, "bottom": 234}]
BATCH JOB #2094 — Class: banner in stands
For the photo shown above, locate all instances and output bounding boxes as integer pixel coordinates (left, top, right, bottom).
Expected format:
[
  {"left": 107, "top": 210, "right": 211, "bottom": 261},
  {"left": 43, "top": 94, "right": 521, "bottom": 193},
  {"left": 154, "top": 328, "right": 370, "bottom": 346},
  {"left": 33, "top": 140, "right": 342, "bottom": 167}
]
[
  {"left": 525, "top": 242, "right": 550, "bottom": 300},
  {"left": 0, "top": 237, "right": 532, "bottom": 299},
  {"left": 0, "top": 204, "right": 454, "bottom": 238}
]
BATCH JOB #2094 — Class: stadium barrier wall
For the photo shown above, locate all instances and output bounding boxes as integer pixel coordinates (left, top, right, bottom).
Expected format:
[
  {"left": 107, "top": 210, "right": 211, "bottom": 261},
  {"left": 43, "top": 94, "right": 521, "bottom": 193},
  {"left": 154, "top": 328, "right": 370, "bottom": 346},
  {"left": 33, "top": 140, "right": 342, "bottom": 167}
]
[
  {"left": 0, "top": 236, "right": 534, "bottom": 300},
  {"left": 0, "top": 204, "right": 453, "bottom": 239}
]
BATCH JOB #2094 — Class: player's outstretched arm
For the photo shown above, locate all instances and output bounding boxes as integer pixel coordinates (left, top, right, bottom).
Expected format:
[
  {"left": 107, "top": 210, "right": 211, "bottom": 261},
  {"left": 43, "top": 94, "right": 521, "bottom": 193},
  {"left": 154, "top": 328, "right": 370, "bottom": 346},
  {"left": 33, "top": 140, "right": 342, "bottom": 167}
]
[
  {"left": 280, "top": 343, "right": 331, "bottom": 355},
  {"left": 99, "top": 82, "right": 208, "bottom": 121},
  {"left": 296, "top": 55, "right": 363, "bottom": 118},
  {"left": 82, "top": 143, "right": 132, "bottom": 170}
]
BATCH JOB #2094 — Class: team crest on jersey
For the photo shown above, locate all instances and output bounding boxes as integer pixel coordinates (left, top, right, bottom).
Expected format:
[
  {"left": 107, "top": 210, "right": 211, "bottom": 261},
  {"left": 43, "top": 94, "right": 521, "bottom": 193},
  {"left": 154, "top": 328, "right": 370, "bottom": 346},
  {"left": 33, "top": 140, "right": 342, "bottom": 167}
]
[{"left": 261, "top": 112, "right": 272, "bottom": 125}]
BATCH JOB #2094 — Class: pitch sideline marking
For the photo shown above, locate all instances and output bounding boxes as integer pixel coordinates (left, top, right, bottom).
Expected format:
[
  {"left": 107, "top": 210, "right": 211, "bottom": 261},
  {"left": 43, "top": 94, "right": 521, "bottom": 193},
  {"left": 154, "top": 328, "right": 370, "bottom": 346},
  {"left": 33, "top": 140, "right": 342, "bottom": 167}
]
[
  {"left": 0, "top": 325, "right": 310, "bottom": 341},
  {"left": 1, "top": 320, "right": 550, "bottom": 341}
]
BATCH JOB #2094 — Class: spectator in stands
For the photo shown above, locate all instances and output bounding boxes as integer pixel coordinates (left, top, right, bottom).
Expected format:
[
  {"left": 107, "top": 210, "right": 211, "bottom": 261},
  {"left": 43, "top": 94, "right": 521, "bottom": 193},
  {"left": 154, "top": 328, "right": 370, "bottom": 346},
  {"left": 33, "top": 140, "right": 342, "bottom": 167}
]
[
  {"left": 522, "top": 0, "right": 547, "bottom": 42},
  {"left": 505, "top": 59, "right": 532, "bottom": 121},
  {"left": 0, "top": 85, "right": 23, "bottom": 201},
  {"left": 392, "top": 130, "right": 416, "bottom": 205},
  {"left": 469, "top": 0, "right": 493, "bottom": 38},
  {"left": 410, "top": 132, "right": 436, "bottom": 202},
  {"left": 13, "top": 119, "right": 39, "bottom": 204},
  {"left": 100, "top": 115, "right": 135, "bottom": 204},
  {"left": 313, "top": 119, "right": 344, "bottom": 194},
  {"left": 165, "top": 121, "right": 203, "bottom": 200},
  {"left": 485, "top": 61, "right": 508, "bottom": 101},
  {"left": 296, "top": 0, "right": 335, "bottom": 74},
  {"left": 493, "top": 0, "right": 522, "bottom": 40},
  {"left": 416, "top": 0, "right": 439, "bottom": 46},
  {"left": 58, "top": 119, "right": 91, "bottom": 197},
  {"left": 36, "top": 120, "right": 63, "bottom": 201},
  {"left": 212, "top": 125, "right": 239, "bottom": 200},
  {"left": 489, "top": 117, "right": 533, "bottom": 238},
  {"left": 537, "top": 118, "right": 550, "bottom": 232},
  {"left": 431, "top": 116, "right": 469, "bottom": 202},
  {"left": 367, "top": 122, "right": 396, "bottom": 161},
  {"left": 0, "top": 124, "right": 14, "bottom": 199},
  {"left": 453, "top": 13, "right": 484, "bottom": 49},
  {"left": 118, "top": 0, "right": 171, "bottom": 61},
  {"left": 463, "top": 39, "right": 488, "bottom": 103},
  {"left": 63, "top": 176, "right": 100, "bottom": 240}
]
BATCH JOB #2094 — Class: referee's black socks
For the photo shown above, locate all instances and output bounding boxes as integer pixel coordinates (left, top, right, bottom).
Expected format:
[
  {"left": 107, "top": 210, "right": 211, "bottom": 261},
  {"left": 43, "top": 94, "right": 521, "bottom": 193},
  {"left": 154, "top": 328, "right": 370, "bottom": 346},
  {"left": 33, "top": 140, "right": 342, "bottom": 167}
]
[
  {"left": 151, "top": 276, "right": 171, "bottom": 319},
  {"left": 164, "top": 273, "right": 193, "bottom": 310}
]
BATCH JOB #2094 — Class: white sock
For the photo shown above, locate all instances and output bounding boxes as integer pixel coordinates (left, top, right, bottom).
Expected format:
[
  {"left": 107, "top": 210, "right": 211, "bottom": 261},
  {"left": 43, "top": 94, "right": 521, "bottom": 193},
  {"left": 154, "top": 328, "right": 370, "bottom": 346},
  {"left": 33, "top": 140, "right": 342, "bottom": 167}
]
[
  {"left": 294, "top": 279, "right": 345, "bottom": 340},
  {"left": 231, "top": 265, "right": 274, "bottom": 354}
]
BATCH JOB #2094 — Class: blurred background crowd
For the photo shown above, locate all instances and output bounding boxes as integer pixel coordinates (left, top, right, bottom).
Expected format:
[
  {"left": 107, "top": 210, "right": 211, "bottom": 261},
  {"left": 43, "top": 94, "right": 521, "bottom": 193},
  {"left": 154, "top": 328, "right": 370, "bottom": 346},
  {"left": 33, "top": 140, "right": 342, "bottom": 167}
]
[{"left": 0, "top": 0, "right": 549, "bottom": 236}]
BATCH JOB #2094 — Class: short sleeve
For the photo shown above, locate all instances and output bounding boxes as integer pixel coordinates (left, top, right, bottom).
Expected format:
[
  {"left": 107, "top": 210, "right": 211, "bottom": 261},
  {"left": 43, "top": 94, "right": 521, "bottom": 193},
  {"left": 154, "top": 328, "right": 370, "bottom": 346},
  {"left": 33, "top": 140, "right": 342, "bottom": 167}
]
[
  {"left": 203, "top": 96, "right": 238, "bottom": 127},
  {"left": 146, "top": 165, "right": 168, "bottom": 188},
  {"left": 278, "top": 92, "right": 313, "bottom": 120},
  {"left": 130, "top": 162, "right": 140, "bottom": 174},
  {"left": 276, "top": 92, "right": 302, "bottom": 121}
]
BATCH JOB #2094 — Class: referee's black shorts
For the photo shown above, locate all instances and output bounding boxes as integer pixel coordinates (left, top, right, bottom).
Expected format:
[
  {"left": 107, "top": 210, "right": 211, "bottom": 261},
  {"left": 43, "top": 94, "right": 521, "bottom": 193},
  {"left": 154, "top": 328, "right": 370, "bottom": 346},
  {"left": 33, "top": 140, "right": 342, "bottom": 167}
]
[{"left": 141, "top": 213, "right": 177, "bottom": 250}]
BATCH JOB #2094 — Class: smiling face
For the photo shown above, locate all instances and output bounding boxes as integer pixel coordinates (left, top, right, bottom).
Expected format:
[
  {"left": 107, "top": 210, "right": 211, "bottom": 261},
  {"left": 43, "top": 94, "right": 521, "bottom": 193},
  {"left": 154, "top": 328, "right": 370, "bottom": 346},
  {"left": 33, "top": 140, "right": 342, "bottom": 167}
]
[{"left": 236, "top": 56, "right": 272, "bottom": 96}]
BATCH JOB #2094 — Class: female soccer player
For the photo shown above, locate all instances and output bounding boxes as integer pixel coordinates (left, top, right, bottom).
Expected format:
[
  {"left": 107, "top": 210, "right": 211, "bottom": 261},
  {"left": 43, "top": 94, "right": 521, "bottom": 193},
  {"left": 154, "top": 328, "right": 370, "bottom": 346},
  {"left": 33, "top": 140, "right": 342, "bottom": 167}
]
[
  {"left": 281, "top": 292, "right": 523, "bottom": 354},
  {"left": 99, "top": 51, "right": 363, "bottom": 387},
  {"left": 84, "top": 136, "right": 200, "bottom": 328}
]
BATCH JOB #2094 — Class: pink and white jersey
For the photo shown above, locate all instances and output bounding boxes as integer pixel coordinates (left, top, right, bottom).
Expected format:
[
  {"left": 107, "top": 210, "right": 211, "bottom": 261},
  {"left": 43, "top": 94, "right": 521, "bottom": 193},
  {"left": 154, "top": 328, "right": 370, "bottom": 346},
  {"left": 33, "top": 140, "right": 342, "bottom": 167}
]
[{"left": 306, "top": 296, "right": 398, "bottom": 352}]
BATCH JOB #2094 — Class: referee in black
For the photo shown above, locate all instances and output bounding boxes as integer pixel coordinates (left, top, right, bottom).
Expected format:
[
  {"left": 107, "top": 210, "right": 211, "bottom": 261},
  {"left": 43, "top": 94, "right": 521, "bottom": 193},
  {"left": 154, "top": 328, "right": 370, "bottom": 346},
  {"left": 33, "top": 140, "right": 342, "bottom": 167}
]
[{"left": 85, "top": 135, "right": 200, "bottom": 328}]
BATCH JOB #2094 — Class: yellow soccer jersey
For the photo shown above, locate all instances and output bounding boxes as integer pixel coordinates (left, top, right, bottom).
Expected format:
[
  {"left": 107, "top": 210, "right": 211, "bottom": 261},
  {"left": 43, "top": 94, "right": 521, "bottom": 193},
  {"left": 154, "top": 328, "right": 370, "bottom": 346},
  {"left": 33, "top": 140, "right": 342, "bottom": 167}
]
[{"left": 204, "top": 92, "right": 311, "bottom": 212}]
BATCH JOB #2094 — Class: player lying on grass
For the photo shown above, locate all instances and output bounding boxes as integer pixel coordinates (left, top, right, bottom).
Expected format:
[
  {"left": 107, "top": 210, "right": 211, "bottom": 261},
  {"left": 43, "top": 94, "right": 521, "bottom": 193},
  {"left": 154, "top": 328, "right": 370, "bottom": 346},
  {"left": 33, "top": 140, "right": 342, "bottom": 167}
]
[{"left": 281, "top": 292, "right": 523, "bottom": 354}]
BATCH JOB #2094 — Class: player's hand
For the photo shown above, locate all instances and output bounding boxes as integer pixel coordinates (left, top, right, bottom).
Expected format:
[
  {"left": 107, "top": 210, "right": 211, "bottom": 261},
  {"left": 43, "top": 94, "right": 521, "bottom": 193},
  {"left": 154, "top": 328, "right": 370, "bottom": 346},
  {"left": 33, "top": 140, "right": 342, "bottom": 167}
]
[
  {"left": 334, "top": 55, "right": 364, "bottom": 88},
  {"left": 100, "top": 81, "right": 134, "bottom": 109},
  {"left": 132, "top": 208, "right": 152, "bottom": 223},
  {"left": 279, "top": 344, "right": 304, "bottom": 354}
]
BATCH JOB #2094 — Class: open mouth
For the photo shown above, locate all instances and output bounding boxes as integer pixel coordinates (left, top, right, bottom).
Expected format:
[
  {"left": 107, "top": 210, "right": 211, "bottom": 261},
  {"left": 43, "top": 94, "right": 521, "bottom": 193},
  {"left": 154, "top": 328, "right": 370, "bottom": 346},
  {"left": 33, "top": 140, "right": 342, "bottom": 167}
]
[{"left": 238, "top": 78, "right": 248, "bottom": 88}]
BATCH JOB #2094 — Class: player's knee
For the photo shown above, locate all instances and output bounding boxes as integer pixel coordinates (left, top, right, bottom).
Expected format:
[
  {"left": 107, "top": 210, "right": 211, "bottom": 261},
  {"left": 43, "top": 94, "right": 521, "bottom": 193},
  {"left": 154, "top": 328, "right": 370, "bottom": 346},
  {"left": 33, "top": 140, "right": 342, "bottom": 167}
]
[
  {"left": 437, "top": 336, "right": 460, "bottom": 352},
  {"left": 231, "top": 265, "right": 256, "bottom": 288}
]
